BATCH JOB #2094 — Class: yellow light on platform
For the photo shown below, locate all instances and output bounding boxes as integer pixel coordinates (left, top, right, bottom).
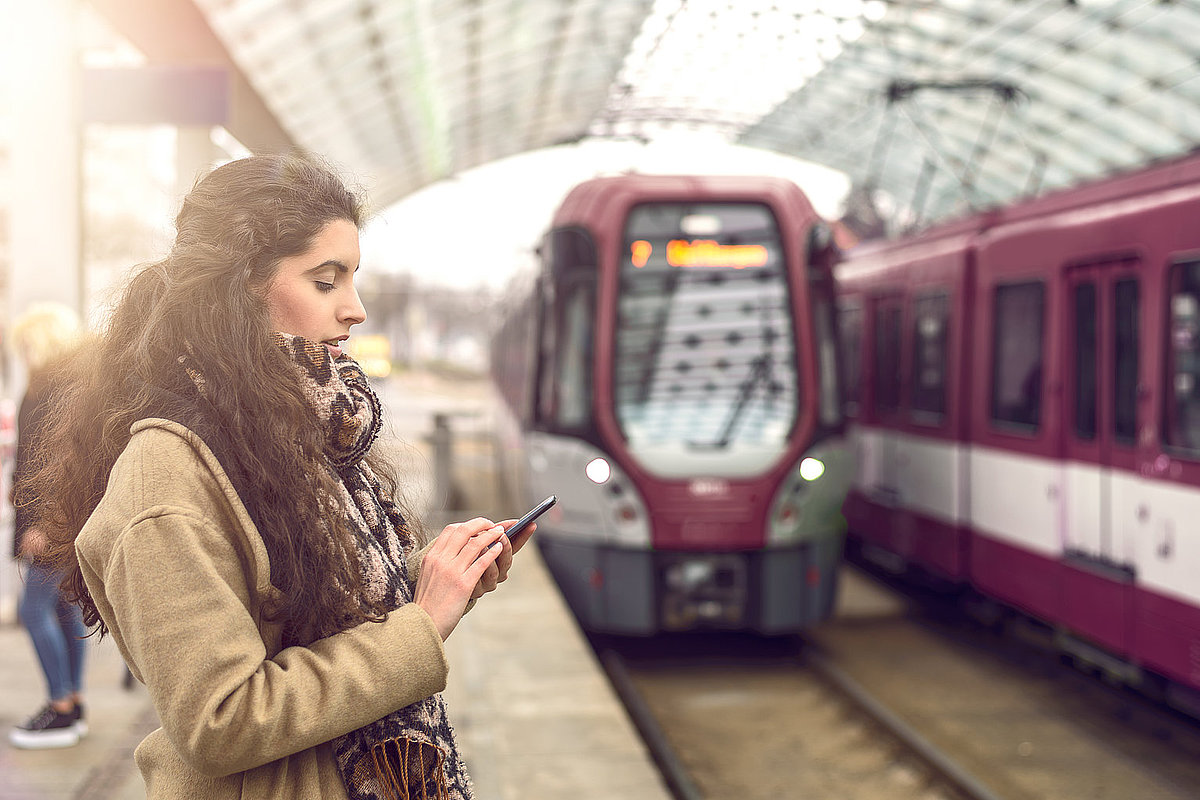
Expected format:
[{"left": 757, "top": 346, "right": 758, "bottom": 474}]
[{"left": 346, "top": 335, "right": 392, "bottom": 377}]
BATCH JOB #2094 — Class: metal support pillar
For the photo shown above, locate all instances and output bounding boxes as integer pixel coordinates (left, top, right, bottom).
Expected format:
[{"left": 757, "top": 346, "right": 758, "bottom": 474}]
[
  {"left": 175, "top": 126, "right": 220, "bottom": 204},
  {"left": 429, "top": 413, "right": 466, "bottom": 512}
]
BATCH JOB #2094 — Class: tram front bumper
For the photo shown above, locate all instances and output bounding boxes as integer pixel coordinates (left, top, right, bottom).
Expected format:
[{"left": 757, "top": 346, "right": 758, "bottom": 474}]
[{"left": 537, "top": 536, "right": 843, "bottom": 635}]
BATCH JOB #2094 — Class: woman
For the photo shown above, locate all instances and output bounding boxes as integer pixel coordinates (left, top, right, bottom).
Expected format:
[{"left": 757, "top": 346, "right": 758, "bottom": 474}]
[
  {"left": 30, "top": 153, "right": 529, "bottom": 799},
  {"left": 9, "top": 303, "right": 88, "bottom": 749}
]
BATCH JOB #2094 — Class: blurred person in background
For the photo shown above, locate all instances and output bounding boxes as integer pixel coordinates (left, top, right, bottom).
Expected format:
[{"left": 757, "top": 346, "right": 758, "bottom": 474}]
[
  {"left": 25, "top": 153, "right": 535, "bottom": 799},
  {"left": 8, "top": 302, "right": 88, "bottom": 749}
]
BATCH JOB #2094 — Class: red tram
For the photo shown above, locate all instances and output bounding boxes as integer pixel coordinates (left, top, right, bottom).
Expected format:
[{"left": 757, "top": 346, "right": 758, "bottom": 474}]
[
  {"left": 836, "top": 152, "right": 1200, "bottom": 713},
  {"left": 491, "top": 174, "right": 852, "bottom": 635}
]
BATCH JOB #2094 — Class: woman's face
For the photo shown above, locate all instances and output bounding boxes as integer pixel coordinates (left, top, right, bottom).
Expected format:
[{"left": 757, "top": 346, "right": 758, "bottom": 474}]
[{"left": 265, "top": 218, "right": 366, "bottom": 359}]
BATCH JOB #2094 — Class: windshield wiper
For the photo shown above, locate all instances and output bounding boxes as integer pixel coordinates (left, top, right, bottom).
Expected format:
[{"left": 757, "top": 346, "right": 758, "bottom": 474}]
[{"left": 688, "top": 353, "right": 776, "bottom": 450}]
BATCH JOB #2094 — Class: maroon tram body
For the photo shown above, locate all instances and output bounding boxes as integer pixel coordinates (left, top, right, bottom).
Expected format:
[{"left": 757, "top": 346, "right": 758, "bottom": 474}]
[{"left": 836, "top": 152, "right": 1200, "bottom": 711}]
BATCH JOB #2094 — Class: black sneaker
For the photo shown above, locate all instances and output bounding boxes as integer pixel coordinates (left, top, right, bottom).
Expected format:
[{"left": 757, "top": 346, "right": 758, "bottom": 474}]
[
  {"left": 8, "top": 704, "right": 80, "bottom": 749},
  {"left": 72, "top": 702, "right": 88, "bottom": 738}
]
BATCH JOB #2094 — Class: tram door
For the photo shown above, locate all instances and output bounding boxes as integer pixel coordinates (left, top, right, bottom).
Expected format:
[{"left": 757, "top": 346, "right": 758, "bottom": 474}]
[{"left": 1062, "top": 260, "right": 1140, "bottom": 654}]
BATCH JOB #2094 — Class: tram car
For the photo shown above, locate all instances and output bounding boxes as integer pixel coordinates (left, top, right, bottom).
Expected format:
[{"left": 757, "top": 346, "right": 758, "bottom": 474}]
[
  {"left": 490, "top": 174, "right": 853, "bottom": 635},
  {"left": 835, "top": 152, "right": 1200, "bottom": 714}
]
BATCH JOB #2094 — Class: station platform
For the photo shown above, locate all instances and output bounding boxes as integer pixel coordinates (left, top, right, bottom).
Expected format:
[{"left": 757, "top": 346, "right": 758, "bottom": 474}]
[{"left": 0, "top": 540, "right": 671, "bottom": 799}]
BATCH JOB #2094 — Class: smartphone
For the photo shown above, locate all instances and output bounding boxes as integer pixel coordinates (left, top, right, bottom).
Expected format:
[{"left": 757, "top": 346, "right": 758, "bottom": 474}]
[{"left": 506, "top": 495, "right": 557, "bottom": 539}]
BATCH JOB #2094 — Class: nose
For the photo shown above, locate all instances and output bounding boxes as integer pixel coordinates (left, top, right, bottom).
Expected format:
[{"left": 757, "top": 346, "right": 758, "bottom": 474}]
[{"left": 341, "top": 286, "right": 367, "bottom": 326}]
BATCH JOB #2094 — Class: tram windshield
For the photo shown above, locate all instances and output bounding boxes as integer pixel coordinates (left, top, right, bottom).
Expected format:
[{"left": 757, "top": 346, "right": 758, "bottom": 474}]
[{"left": 615, "top": 202, "right": 798, "bottom": 478}]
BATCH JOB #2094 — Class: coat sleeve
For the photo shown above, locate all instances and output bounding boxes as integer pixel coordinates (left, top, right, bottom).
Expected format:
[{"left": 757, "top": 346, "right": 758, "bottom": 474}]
[{"left": 85, "top": 505, "right": 450, "bottom": 778}]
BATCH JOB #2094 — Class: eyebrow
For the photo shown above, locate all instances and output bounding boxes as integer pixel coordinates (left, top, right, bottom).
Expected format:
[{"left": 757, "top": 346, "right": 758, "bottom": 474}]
[{"left": 308, "top": 259, "right": 359, "bottom": 274}]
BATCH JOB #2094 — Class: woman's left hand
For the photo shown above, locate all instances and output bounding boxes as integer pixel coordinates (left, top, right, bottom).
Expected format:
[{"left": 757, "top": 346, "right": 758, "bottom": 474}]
[{"left": 469, "top": 518, "right": 536, "bottom": 599}]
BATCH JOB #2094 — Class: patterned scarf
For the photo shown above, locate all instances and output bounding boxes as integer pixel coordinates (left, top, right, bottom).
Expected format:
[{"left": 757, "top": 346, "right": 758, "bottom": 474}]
[{"left": 184, "top": 334, "right": 474, "bottom": 800}]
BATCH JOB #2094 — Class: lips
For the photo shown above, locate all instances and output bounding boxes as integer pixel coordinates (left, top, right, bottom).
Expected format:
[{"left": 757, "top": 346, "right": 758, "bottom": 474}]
[{"left": 323, "top": 337, "right": 346, "bottom": 358}]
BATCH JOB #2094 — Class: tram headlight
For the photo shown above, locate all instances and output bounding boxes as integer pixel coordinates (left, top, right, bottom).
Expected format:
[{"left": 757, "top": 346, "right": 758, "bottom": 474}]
[
  {"left": 799, "top": 457, "right": 825, "bottom": 481},
  {"left": 585, "top": 457, "right": 611, "bottom": 484}
]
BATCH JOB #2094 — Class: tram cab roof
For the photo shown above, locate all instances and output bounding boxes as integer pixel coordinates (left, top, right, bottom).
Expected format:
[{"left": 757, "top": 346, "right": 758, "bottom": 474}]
[{"left": 550, "top": 174, "right": 818, "bottom": 230}]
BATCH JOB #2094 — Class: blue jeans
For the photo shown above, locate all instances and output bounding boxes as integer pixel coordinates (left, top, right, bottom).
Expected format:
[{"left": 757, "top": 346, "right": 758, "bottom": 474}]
[{"left": 18, "top": 560, "right": 87, "bottom": 702}]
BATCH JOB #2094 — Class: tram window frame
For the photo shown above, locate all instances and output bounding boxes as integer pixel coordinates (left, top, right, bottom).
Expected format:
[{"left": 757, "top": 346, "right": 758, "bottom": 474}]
[
  {"left": 989, "top": 280, "right": 1045, "bottom": 433},
  {"left": 1163, "top": 259, "right": 1200, "bottom": 456},
  {"left": 872, "top": 302, "right": 903, "bottom": 415},
  {"left": 837, "top": 301, "right": 863, "bottom": 417},
  {"left": 532, "top": 227, "right": 598, "bottom": 436},
  {"left": 909, "top": 290, "right": 950, "bottom": 424}
]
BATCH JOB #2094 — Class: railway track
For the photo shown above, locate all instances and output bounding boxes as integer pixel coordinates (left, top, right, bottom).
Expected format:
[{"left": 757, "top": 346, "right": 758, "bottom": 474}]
[
  {"left": 600, "top": 636, "right": 985, "bottom": 800},
  {"left": 594, "top": 566, "right": 1200, "bottom": 800},
  {"left": 406, "top": 378, "right": 1200, "bottom": 798}
]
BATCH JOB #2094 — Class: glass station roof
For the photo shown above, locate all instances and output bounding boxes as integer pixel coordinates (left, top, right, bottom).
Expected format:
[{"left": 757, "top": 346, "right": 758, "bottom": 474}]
[{"left": 187, "top": 0, "right": 1200, "bottom": 235}]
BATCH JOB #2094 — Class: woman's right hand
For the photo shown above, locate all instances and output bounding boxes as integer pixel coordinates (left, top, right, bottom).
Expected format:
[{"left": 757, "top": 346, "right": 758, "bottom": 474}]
[{"left": 412, "top": 518, "right": 507, "bottom": 639}]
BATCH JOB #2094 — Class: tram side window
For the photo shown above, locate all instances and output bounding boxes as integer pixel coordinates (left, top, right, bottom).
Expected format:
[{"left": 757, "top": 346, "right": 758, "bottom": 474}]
[
  {"left": 555, "top": 283, "right": 594, "bottom": 428},
  {"left": 536, "top": 283, "right": 558, "bottom": 423},
  {"left": 1114, "top": 278, "right": 1138, "bottom": 445},
  {"left": 1073, "top": 283, "right": 1098, "bottom": 440},
  {"left": 837, "top": 303, "right": 863, "bottom": 416},
  {"left": 990, "top": 281, "right": 1045, "bottom": 431},
  {"left": 873, "top": 304, "right": 902, "bottom": 414},
  {"left": 1165, "top": 261, "right": 1200, "bottom": 454},
  {"left": 814, "top": 288, "right": 843, "bottom": 429},
  {"left": 910, "top": 292, "right": 949, "bottom": 420}
]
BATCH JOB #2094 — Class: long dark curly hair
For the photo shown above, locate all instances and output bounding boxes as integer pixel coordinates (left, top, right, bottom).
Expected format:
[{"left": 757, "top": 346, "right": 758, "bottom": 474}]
[{"left": 27, "top": 152, "right": 410, "bottom": 646}]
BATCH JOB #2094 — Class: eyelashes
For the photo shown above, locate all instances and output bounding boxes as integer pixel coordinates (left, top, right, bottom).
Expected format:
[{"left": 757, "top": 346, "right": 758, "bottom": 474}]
[{"left": 315, "top": 281, "right": 336, "bottom": 293}]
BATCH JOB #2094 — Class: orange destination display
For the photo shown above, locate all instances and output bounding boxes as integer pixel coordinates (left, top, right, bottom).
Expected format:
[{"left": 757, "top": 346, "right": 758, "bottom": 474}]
[{"left": 630, "top": 238, "right": 769, "bottom": 269}]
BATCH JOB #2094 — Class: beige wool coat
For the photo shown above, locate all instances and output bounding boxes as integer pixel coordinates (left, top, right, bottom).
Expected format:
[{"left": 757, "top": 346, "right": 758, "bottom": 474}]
[{"left": 76, "top": 418, "right": 451, "bottom": 799}]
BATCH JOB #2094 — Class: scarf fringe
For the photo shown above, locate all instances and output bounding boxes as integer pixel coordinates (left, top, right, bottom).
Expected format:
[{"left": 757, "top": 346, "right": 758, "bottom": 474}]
[{"left": 369, "top": 737, "right": 449, "bottom": 800}]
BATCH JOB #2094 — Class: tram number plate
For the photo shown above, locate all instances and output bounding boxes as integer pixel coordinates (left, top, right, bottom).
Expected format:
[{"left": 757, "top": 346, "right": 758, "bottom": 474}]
[{"left": 681, "top": 519, "right": 739, "bottom": 543}]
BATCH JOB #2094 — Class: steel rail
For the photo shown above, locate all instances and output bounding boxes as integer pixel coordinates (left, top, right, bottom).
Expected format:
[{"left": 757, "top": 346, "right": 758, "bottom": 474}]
[
  {"left": 598, "top": 648, "right": 705, "bottom": 800},
  {"left": 805, "top": 646, "right": 1008, "bottom": 800}
]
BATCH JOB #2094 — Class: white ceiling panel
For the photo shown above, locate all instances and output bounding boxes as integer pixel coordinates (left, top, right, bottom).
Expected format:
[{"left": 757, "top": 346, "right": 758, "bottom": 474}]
[{"left": 179, "top": 0, "right": 1200, "bottom": 235}]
